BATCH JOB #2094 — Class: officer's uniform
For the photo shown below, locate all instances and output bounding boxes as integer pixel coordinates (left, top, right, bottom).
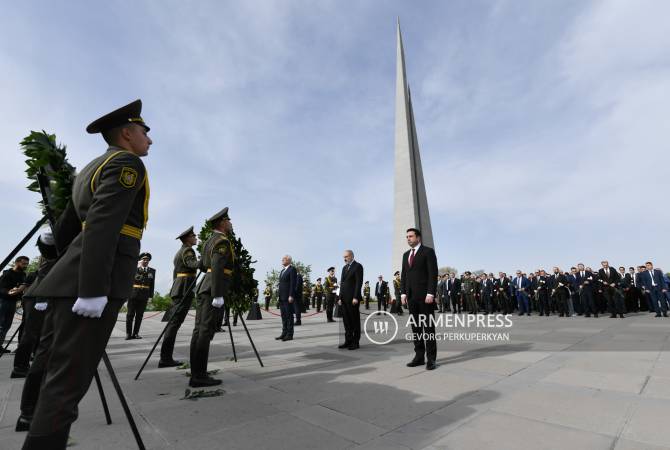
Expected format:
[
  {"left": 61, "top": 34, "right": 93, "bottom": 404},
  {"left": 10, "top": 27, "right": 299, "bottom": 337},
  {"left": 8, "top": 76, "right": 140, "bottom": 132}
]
[
  {"left": 391, "top": 274, "right": 404, "bottom": 315},
  {"left": 21, "top": 100, "right": 150, "bottom": 449},
  {"left": 363, "top": 283, "right": 370, "bottom": 309},
  {"left": 313, "top": 279, "right": 324, "bottom": 312},
  {"left": 324, "top": 269, "right": 337, "bottom": 322},
  {"left": 126, "top": 253, "right": 155, "bottom": 338},
  {"left": 263, "top": 285, "right": 272, "bottom": 311},
  {"left": 159, "top": 226, "right": 199, "bottom": 366},
  {"left": 190, "top": 208, "right": 234, "bottom": 387}
]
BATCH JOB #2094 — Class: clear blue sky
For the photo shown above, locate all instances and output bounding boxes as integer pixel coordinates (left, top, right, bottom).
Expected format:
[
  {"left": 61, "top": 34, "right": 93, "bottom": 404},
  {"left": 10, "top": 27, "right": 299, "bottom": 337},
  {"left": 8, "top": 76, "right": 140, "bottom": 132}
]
[{"left": 1, "top": 1, "right": 668, "bottom": 293}]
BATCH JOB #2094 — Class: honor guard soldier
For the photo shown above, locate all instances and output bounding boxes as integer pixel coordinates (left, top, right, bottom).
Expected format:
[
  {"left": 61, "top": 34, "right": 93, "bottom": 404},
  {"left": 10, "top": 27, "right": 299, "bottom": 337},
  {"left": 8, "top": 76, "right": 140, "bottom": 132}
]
[
  {"left": 190, "top": 208, "right": 234, "bottom": 387},
  {"left": 313, "top": 278, "right": 324, "bottom": 312},
  {"left": 158, "top": 226, "right": 199, "bottom": 367},
  {"left": 391, "top": 271, "right": 404, "bottom": 315},
  {"left": 363, "top": 281, "right": 371, "bottom": 309},
  {"left": 21, "top": 99, "right": 151, "bottom": 449},
  {"left": 263, "top": 284, "right": 273, "bottom": 311},
  {"left": 126, "top": 252, "right": 155, "bottom": 339},
  {"left": 324, "top": 267, "right": 338, "bottom": 322}
]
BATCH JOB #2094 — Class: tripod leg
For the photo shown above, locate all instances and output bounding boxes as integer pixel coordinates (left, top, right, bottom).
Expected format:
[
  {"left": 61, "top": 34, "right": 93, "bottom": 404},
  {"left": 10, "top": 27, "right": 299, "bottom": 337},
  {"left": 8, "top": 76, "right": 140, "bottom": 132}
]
[
  {"left": 227, "top": 313, "right": 237, "bottom": 362},
  {"left": 94, "top": 370, "right": 112, "bottom": 425},
  {"left": 134, "top": 323, "right": 169, "bottom": 381},
  {"left": 102, "top": 352, "right": 145, "bottom": 450},
  {"left": 0, "top": 216, "right": 48, "bottom": 272},
  {"left": 0, "top": 322, "right": 24, "bottom": 359},
  {"left": 238, "top": 314, "right": 264, "bottom": 367}
]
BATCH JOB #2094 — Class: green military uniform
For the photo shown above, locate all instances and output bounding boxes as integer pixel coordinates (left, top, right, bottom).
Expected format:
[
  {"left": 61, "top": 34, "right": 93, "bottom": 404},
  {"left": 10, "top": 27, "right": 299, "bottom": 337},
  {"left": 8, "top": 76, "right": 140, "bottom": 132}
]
[
  {"left": 462, "top": 274, "right": 477, "bottom": 314},
  {"left": 158, "top": 226, "right": 199, "bottom": 366},
  {"left": 391, "top": 274, "right": 404, "bottom": 315},
  {"left": 363, "top": 283, "right": 371, "bottom": 309},
  {"left": 302, "top": 282, "right": 311, "bottom": 311},
  {"left": 263, "top": 285, "right": 272, "bottom": 311},
  {"left": 190, "top": 208, "right": 234, "bottom": 386},
  {"left": 324, "top": 269, "right": 338, "bottom": 322},
  {"left": 22, "top": 100, "right": 150, "bottom": 449},
  {"left": 313, "top": 279, "right": 324, "bottom": 312},
  {"left": 126, "top": 253, "right": 155, "bottom": 339}
]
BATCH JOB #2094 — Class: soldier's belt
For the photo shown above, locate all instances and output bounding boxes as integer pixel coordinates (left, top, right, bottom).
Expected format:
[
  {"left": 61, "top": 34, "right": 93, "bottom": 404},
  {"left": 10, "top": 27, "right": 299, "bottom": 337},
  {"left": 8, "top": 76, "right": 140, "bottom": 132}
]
[
  {"left": 207, "top": 268, "right": 233, "bottom": 275},
  {"left": 81, "top": 222, "right": 143, "bottom": 240},
  {"left": 176, "top": 272, "right": 196, "bottom": 278},
  {"left": 133, "top": 284, "right": 150, "bottom": 289}
]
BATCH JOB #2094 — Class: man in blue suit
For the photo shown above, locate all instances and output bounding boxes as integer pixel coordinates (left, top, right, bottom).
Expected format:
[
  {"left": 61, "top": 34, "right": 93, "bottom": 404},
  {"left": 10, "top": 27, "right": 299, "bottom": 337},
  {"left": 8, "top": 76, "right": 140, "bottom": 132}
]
[
  {"left": 640, "top": 261, "right": 668, "bottom": 317},
  {"left": 276, "top": 255, "right": 298, "bottom": 341},
  {"left": 513, "top": 270, "right": 531, "bottom": 316}
]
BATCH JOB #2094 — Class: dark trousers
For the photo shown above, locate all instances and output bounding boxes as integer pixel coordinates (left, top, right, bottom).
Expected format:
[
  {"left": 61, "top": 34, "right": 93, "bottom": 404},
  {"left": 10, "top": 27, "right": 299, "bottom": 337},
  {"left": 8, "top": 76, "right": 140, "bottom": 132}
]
[
  {"left": 450, "top": 293, "right": 461, "bottom": 313},
  {"left": 408, "top": 299, "right": 437, "bottom": 362},
  {"left": 554, "top": 290, "right": 568, "bottom": 316},
  {"left": 581, "top": 289, "right": 596, "bottom": 316},
  {"left": 325, "top": 294, "right": 335, "bottom": 321},
  {"left": 377, "top": 297, "right": 387, "bottom": 311},
  {"left": 126, "top": 295, "right": 149, "bottom": 336},
  {"left": 648, "top": 287, "right": 668, "bottom": 314},
  {"left": 279, "top": 301, "right": 294, "bottom": 337},
  {"left": 0, "top": 298, "right": 17, "bottom": 346},
  {"left": 364, "top": 295, "right": 370, "bottom": 309},
  {"left": 264, "top": 296, "right": 271, "bottom": 311},
  {"left": 294, "top": 299, "right": 302, "bottom": 322},
  {"left": 571, "top": 291, "right": 582, "bottom": 314},
  {"left": 340, "top": 300, "right": 360, "bottom": 344},
  {"left": 482, "top": 292, "right": 493, "bottom": 313},
  {"left": 22, "top": 298, "right": 123, "bottom": 449},
  {"left": 603, "top": 287, "right": 624, "bottom": 315},
  {"left": 516, "top": 291, "right": 530, "bottom": 314},
  {"left": 538, "top": 291, "right": 550, "bottom": 315},
  {"left": 13, "top": 299, "right": 46, "bottom": 371},
  {"left": 189, "top": 293, "right": 220, "bottom": 379},
  {"left": 314, "top": 294, "right": 323, "bottom": 312},
  {"left": 159, "top": 293, "right": 193, "bottom": 362}
]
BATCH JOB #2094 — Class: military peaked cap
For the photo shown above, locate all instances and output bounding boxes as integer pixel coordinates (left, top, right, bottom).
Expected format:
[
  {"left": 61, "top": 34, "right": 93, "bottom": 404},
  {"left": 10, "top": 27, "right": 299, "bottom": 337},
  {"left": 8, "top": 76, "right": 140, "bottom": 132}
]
[{"left": 86, "top": 99, "right": 150, "bottom": 134}]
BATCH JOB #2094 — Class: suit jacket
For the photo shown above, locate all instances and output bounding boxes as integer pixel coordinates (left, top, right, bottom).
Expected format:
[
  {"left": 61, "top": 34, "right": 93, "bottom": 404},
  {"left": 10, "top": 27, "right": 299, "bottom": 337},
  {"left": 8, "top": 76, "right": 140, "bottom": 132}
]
[
  {"left": 400, "top": 245, "right": 438, "bottom": 302},
  {"left": 480, "top": 279, "right": 493, "bottom": 296},
  {"left": 375, "top": 280, "right": 388, "bottom": 299},
  {"left": 640, "top": 268, "right": 666, "bottom": 290},
  {"left": 447, "top": 278, "right": 461, "bottom": 295},
  {"left": 33, "top": 147, "right": 149, "bottom": 299},
  {"left": 575, "top": 270, "right": 595, "bottom": 292},
  {"left": 512, "top": 276, "right": 531, "bottom": 294},
  {"left": 598, "top": 268, "right": 621, "bottom": 288},
  {"left": 340, "top": 261, "right": 364, "bottom": 303},
  {"left": 278, "top": 265, "right": 298, "bottom": 303}
]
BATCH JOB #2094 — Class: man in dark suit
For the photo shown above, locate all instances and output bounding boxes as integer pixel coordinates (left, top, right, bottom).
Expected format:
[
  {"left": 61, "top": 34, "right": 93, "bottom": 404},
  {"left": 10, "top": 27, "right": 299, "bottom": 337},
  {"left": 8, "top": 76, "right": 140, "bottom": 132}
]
[
  {"left": 598, "top": 260, "right": 623, "bottom": 318},
  {"left": 338, "top": 250, "right": 363, "bottom": 350},
  {"left": 576, "top": 263, "right": 597, "bottom": 317},
  {"left": 276, "top": 255, "right": 298, "bottom": 340},
  {"left": 480, "top": 273, "right": 494, "bottom": 314},
  {"left": 447, "top": 272, "right": 461, "bottom": 313},
  {"left": 400, "top": 228, "right": 439, "bottom": 370},
  {"left": 513, "top": 270, "right": 531, "bottom": 316},
  {"left": 640, "top": 261, "right": 668, "bottom": 317},
  {"left": 375, "top": 275, "right": 388, "bottom": 312},
  {"left": 295, "top": 271, "right": 304, "bottom": 326}
]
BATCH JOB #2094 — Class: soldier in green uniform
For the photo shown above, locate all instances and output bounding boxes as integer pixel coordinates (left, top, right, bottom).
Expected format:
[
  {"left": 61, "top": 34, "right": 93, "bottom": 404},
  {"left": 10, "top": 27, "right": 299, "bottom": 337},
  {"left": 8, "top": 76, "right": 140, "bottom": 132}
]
[
  {"left": 21, "top": 100, "right": 151, "bottom": 449},
  {"left": 313, "top": 278, "right": 324, "bottom": 312},
  {"left": 158, "top": 226, "right": 199, "bottom": 367},
  {"left": 462, "top": 271, "right": 477, "bottom": 314},
  {"left": 263, "top": 284, "right": 272, "bottom": 311},
  {"left": 302, "top": 279, "right": 311, "bottom": 312},
  {"left": 190, "top": 207, "right": 234, "bottom": 387},
  {"left": 126, "top": 252, "right": 155, "bottom": 339},
  {"left": 363, "top": 281, "right": 371, "bottom": 309},
  {"left": 324, "top": 267, "right": 338, "bottom": 322}
]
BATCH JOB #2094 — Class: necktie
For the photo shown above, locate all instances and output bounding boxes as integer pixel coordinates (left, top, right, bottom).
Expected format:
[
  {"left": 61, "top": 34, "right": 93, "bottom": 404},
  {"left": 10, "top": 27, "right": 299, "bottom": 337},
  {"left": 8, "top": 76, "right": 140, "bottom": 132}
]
[
  {"left": 651, "top": 271, "right": 656, "bottom": 287},
  {"left": 409, "top": 248, "right": 415, "bottom": 267},
  {"left": 280, "top": 268, "right": 285, "bottom": 278},
  {"left": 581, "top": 271, "right": 585, "bottom": 277}
]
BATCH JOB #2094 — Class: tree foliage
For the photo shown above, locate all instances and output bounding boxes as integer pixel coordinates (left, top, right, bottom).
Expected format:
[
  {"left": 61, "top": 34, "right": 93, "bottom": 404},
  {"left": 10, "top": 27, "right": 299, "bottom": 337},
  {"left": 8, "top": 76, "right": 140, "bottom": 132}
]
[
  {"left": 264, "top": 261, "right": 311, "bottom": 305},
  {"left": 438, "top": 266, "right": 458, "bottom": 276}
]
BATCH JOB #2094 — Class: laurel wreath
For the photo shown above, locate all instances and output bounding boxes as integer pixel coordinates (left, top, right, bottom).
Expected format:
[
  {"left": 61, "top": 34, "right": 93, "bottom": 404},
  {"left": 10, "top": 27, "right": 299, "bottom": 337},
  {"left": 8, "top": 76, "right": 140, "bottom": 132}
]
[
  {"left": 21, "top": 130, "right": 75, "bottom": 218},
  {"left": 197, "top": 222, "right": 258, "bottom": 314}
]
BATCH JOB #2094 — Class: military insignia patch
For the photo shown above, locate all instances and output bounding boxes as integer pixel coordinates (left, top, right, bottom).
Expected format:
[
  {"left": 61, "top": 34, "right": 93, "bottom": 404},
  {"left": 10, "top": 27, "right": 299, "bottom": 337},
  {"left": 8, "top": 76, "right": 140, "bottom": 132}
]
[{"left": 119, "top": 167, "right": 138, "bottom": 188}]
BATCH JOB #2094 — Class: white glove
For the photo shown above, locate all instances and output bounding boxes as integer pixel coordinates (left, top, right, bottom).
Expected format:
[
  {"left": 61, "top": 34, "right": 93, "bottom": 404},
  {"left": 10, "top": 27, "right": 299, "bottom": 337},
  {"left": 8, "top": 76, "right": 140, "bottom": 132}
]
[
  {"left": 72, "top": 296, "right": 108, "bottom": 318},
  {"left": 34, "top": 302, "right": 48, "bottom": 311},
  {"left": 40, "top": 231, "right": 55, "bottom": 246},
  {"left": 212, "top": 297, "right": 224, "bottom": 308}
]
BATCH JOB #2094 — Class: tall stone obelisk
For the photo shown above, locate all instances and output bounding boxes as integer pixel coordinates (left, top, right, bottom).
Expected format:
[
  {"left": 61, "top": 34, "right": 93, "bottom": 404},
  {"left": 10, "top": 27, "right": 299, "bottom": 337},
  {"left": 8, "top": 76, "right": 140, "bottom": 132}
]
[{"left": 392, "top": 20, "right": 434, "bottom": 273}]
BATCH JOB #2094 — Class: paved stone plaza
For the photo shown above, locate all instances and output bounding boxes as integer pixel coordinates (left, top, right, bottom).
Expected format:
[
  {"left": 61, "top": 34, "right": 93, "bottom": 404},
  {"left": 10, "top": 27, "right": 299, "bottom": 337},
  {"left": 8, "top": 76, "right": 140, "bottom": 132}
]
[{"left": 1, "top": 310, "right": 669, "bottom": 449}]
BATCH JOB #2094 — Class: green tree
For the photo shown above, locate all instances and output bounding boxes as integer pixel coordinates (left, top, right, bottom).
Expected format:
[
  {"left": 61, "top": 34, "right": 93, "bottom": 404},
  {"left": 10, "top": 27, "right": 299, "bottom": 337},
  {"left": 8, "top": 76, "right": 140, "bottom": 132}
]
[
  {"left": 148, "top": 291, "right": 173, "bottom": 311},
  {"left": 438, "top": 266, "right": 458, "bottom": 276}
]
